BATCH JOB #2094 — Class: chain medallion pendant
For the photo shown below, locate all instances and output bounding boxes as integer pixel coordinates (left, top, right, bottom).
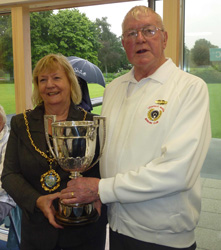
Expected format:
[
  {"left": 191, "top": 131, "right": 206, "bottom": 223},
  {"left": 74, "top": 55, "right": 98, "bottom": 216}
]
[{"left": 40, "top": 168, "right": 61, "bottom": 192}]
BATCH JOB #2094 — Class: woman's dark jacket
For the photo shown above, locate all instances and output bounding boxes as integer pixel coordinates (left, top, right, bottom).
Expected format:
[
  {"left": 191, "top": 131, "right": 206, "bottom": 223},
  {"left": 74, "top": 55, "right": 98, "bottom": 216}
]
[{"left": 1, "top": 102, "right": 107, "bottom": 249}]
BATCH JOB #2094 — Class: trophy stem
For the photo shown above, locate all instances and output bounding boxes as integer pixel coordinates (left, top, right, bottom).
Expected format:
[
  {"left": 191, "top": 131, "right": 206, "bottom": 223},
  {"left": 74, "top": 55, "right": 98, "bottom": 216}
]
[{"left": 70, "top": 171, "right": 82, "bottom": 179}]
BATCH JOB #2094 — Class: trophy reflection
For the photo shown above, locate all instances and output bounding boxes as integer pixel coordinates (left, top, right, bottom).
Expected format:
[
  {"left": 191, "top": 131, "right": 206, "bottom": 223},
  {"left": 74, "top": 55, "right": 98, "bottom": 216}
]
[{"left": 44, "top": 115, "right": 106, "bottom": 226}]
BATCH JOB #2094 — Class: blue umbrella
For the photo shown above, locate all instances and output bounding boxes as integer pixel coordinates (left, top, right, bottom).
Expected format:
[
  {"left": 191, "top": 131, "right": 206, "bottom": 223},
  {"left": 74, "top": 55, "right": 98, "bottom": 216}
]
[{"left": 67, "top": 56, "right": 105, "bottom": 87}]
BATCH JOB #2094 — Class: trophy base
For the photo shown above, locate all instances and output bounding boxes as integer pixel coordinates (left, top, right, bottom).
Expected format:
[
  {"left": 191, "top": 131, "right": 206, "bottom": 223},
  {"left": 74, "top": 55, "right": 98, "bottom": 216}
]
[{"left": 56, "top": 200, "right": 99, "bottom": 226}]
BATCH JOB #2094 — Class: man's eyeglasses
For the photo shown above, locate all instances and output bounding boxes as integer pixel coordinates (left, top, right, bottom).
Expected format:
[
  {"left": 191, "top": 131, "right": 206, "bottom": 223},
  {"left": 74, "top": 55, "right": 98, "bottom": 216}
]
[{"left": 122, "top": 25, "right": 163, "bottom": 40}]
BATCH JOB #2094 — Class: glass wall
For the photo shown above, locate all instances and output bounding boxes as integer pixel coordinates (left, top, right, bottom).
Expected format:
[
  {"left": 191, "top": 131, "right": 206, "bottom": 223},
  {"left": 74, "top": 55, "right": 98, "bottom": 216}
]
[
  {"left": 0, "top": 14, "right": 15, "bottom": 117},
  {"left": 155, "top": 0, "right": 163, "bottom": 17},
  {"left": 184, "top": 0, "right": 221, "bottom": 138}
]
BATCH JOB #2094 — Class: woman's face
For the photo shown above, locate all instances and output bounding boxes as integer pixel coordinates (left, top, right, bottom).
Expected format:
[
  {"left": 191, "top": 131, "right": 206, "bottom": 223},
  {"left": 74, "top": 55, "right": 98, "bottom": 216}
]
[{"left": 38, "top": 65, "right": 71, "bottom": 108}]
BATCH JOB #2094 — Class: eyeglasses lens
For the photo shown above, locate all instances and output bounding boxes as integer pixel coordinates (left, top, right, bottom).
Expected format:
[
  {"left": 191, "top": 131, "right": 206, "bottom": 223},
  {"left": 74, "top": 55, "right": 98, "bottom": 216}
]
[{"left": 124, "top": 25, "right": 157, "bottom": 39}]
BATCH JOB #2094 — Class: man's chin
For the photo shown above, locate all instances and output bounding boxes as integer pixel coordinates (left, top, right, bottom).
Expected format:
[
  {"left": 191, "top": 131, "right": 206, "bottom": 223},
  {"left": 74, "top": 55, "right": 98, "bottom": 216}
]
[{"left": 135, "top": 57, "right": 152, "bottom": 66}]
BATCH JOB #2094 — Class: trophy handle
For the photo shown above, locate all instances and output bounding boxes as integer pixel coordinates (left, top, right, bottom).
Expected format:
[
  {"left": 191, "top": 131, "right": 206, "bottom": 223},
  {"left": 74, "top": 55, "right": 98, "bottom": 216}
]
[
  {"left": 89, "top": 116, "right": 106, "bottom": 169},
  {"left": 44, "top": 115, "right": 57, "bottom": 159}
]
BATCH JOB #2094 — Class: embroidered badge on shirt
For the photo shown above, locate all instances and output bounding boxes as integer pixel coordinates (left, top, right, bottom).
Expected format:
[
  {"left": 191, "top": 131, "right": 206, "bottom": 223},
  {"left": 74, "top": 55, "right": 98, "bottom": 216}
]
[
  {"left": 145, "top": 100, "right": 167, "bottom": 124},
  {"left": 155, "top": 100, "right": 168, "bottom": 105}
]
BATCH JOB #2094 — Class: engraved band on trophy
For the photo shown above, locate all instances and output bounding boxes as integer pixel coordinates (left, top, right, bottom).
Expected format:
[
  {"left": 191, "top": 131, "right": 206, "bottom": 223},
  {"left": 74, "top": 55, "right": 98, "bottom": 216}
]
[{"left": 44, "top": 115, "right": 106, "bottom": 226}]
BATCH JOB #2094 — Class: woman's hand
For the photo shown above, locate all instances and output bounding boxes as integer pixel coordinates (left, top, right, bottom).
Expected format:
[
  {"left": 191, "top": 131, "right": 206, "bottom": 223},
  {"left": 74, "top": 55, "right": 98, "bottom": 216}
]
[
  {"left": 94, "top": 199, "right": 102, "bottom": 216},
  {"left": 36, "top": 192, "right": 63, "bottom": 229}
]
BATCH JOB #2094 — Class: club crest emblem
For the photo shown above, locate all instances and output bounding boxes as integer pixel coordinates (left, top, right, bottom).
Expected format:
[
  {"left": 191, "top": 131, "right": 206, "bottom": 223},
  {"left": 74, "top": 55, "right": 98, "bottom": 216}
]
[
  {"left": 148, "top": 108, "right": 162, "bottom": 122},
  {"left": 145, "top": 101, "right": 167, "bottom": 124}
]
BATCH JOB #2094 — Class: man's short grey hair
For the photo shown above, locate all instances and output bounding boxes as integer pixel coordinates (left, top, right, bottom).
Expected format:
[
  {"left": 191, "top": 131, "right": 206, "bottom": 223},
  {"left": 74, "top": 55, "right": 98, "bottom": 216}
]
[
  {"left": 122, "top": 6, "right": 164, "bottom": 34},
  {"left": 0, "top": 105, "right": 7, "bottom": 124}
]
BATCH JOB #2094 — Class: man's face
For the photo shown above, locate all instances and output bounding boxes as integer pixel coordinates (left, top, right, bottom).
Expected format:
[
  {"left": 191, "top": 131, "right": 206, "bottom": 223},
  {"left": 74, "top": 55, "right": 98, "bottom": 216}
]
[{"left": 122, "top": 13, "right": 168, "bottom": 73}]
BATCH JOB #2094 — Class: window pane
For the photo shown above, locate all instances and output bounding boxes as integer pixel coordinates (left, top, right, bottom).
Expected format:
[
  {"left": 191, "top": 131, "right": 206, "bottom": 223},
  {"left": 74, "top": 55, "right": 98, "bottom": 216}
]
[
  {"left": 155, "top": 0, "right": 163, "bottom": 18},
  {"left": 0, "top": 14, "right": 15, "bottom": 118},
  {"left": 184, "top": 0, "right": 221, "bottom": 138},
  {"left": 76, "top": 0, "right": 149, "bottom": 38}
]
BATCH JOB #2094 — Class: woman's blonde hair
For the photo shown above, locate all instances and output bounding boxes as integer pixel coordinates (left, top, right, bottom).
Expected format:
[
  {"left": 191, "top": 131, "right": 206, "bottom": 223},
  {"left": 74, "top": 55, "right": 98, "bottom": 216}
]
[
  {"left": 0, "top": 105, "right": 6, "bottom": 124},
  {"left": 32, "top": 53, "right": 82, "bottom": 106},
  {"left": 122, "top": 6, "right": 164, "bottom": 33}
]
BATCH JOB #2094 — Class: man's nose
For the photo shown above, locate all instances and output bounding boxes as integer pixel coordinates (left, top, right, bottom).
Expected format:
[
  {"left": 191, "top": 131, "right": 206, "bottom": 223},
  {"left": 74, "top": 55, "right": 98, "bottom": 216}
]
[{"left": 136, "top": 30, "right": 147, "bottom": 42}]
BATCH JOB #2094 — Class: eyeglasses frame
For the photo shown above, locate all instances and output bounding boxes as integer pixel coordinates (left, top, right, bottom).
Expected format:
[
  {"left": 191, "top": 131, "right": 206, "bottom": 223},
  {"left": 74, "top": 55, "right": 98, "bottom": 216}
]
[{"left": 122, "top": 25, "right": 164, "bottom": 40}]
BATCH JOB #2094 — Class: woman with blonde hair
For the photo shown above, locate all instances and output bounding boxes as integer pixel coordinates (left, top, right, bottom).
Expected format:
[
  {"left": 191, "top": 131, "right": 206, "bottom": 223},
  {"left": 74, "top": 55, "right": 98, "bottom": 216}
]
[{"left": 2, "top": 54, "right": 107, "bottom": 250}]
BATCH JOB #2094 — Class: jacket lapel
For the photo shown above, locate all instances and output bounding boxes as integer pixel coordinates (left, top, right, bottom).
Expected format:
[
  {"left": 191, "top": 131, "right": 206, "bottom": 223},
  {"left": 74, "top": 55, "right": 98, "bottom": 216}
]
[{"left": 22, "top": 105, "right": 49, "bottom": 168}]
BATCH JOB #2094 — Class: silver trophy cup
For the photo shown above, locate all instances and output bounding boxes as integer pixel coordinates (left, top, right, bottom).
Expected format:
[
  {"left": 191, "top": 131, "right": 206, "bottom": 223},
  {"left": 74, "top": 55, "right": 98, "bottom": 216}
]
[{"left": 44, "top": 115, "right": 106, "bottom": 226}]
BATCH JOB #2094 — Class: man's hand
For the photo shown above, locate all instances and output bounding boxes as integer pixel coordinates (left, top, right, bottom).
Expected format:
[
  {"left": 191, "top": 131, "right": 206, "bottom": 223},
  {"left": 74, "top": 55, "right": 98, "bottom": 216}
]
[
  {"left": 36, "top": 192, "right": 63, "bottom": 229},
  {"left": 60, "top": 177, "right": 100, "bottom": 205}
]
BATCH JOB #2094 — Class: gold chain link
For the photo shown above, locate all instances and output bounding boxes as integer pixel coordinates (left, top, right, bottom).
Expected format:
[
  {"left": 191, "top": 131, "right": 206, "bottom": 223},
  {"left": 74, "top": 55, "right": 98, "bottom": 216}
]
[
  {"left": 78, "top": 107, "right": 87, "bottom": 121},
  {"left": 23, "top": 110, "right": 54, "bottom": 165}
]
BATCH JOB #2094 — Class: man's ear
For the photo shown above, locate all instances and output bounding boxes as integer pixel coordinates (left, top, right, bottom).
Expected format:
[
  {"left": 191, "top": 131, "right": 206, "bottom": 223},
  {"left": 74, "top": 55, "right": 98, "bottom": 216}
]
[{"left": 163, "top": 31, "right": 168, "bottom": 49}]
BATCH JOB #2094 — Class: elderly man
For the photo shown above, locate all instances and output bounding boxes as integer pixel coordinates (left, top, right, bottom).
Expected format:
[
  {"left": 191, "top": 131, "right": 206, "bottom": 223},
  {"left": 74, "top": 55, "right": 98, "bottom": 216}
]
[{"left": 60, "top": 6, "right": 211, "bottom": 250}]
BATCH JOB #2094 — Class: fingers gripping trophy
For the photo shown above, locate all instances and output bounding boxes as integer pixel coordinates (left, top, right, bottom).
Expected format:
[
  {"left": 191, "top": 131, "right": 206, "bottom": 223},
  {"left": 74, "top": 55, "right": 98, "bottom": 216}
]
[{"left": 44, "top": 115, "right": 106, "bottom": 226}]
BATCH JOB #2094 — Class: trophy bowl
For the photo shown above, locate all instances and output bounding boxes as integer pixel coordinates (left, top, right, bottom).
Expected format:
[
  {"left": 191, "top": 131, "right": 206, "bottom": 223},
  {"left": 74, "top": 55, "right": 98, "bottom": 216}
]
[{"left": 44, "top": 115, "right": 106, "bottom": 226}]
